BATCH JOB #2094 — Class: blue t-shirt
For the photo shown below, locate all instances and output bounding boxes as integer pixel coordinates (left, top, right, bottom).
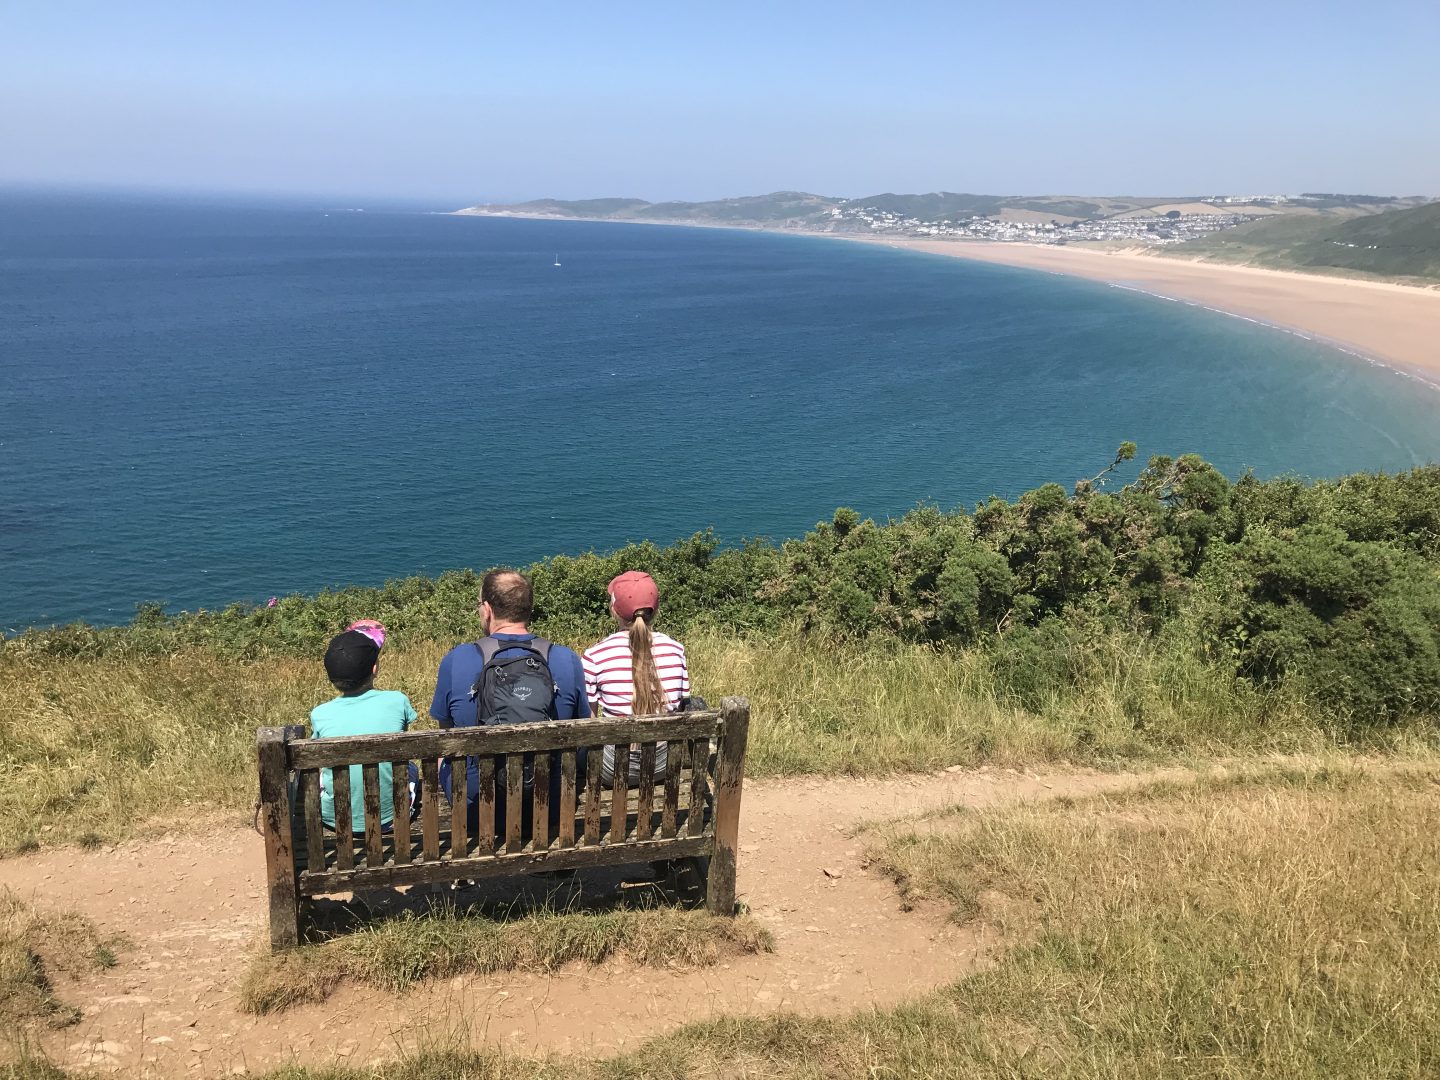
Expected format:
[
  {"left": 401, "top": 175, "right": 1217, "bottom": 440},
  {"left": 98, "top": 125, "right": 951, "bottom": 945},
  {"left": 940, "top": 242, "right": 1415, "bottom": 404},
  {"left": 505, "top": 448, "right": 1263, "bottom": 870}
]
[
  {"left": 310, "top": 688, "right": 417, "bottom": 832},
  {"left": 429, "top": 633, "right": 590, "bottom": 803}
]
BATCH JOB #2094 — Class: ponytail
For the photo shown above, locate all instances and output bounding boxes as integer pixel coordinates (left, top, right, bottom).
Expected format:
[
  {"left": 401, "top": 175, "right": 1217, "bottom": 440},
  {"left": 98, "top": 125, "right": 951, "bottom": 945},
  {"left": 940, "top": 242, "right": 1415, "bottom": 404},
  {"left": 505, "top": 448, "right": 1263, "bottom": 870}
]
[{"left": 627, "top": 609, "right": 666, "bottom": 716}]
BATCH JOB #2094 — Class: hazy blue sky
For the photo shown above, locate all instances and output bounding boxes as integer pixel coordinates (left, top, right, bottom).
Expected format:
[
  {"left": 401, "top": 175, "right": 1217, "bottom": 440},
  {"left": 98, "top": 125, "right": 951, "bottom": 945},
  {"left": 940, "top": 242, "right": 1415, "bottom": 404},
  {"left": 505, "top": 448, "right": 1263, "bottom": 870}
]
[{"left": 3, "top": 1, "right": 1437, "bottom": 204}]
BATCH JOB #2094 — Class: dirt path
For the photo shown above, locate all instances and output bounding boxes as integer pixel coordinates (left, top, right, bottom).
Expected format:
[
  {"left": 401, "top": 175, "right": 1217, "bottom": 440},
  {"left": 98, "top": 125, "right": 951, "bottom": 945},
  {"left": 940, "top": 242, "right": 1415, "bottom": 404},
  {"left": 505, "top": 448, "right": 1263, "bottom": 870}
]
[{"left": 8, "top": 764, "right": 1187, "bottom": 1076}]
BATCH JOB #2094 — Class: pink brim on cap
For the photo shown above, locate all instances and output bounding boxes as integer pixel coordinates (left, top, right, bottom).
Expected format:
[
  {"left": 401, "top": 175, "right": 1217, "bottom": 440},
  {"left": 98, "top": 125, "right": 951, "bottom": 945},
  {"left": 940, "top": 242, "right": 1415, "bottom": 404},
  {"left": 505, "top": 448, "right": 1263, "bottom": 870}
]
[{"left": 346, "top": 620, "right": 387, "bottom": 650}]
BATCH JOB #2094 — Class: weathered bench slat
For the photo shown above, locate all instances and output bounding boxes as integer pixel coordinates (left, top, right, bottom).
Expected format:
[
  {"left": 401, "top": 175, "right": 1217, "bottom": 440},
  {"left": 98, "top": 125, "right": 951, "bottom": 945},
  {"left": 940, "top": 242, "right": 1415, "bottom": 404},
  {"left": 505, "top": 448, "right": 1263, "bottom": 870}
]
[
  {"left": 300, "top": 810, "right": 710, "bottom": 869},
  {"left": 361, "top": 765, "right": 385, "bottom": 868},
  {"left": 302, "top": 768, "right": 326, "bottom": 871},
  {"left": 450, "top": 756, "right": 469, "bottom": 860},
  {"left": 420, "top": 759, "right": 441, "bottom": 861},
  {"left": 532, "top": 752, "right": 551, "bottom": 850},
  {"left": 583, "top": 749, "right": 603, "bottom": 844},
  {"left": 391, "top": 760, "right": 411, "bottom": 865},
  {"left": 477, "top": 756, "right": 497, "bottom": 856},
  {"left": 288, "top": 712, "right": 722, "bottom": 769},
  {"left": 610, "top": 744, "right": 629, "bottom": 844},
  {"left": 636, "top": 743, "right": 656, "bottom": 841},
  {"left": 661, "top": 740, "right": 681, "bottom": 839},
  {"left": 332, "top": 767, "right": 356, "bottom": 871},
  {"left": 301, "top": 833, "right": 711, "bottom": 893},
  {"left": 688, "top": 738, "right": 709, "bottom": 838},
  {"left": 505, "top": 754, "right": 524, "bottom": 854},
  {"left": 559, "top": 749, "right": 577, "bottom": 848}
]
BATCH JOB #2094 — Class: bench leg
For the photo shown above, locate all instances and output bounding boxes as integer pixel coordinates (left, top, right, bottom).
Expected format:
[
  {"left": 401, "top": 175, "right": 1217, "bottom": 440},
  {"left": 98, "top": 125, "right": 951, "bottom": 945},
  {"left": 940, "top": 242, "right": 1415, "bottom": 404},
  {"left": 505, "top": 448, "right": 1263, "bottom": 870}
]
[
  {"left": 706, "top": 698, "right": 750, "bottom": 915},
  {"left": 257, "top": 728, "right": 302, "bottom": 950}
]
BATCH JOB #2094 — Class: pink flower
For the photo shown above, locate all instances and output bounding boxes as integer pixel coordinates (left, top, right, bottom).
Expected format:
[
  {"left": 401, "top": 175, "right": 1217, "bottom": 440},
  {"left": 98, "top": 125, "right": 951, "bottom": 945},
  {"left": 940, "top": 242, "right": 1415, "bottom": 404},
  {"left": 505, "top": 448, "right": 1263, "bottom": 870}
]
[{"left": 267, "top": 597, "right": 278, "bottom": 608}]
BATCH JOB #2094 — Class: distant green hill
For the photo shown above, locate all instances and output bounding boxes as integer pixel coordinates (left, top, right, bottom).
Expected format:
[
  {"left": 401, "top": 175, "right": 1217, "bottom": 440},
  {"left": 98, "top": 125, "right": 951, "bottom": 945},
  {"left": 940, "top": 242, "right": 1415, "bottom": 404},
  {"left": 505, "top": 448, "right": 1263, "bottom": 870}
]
[
  {"left": 632, "top": 191, "right": 842, "bottom": 223},
  {"left": 510, "top": 197, "right": 653, "bottom": 217},
  {"left": 461, "top": 191, "right": 843, "bottom": 226},
  {"left": 840, "top": 192, "right": 1185, "bottom": 221},
  {"left": 840, "top": 192, "right": 1009, "bottom": 220},
  {"left": 1169, "top": 202, "right": 1440, "bottom": 282}
]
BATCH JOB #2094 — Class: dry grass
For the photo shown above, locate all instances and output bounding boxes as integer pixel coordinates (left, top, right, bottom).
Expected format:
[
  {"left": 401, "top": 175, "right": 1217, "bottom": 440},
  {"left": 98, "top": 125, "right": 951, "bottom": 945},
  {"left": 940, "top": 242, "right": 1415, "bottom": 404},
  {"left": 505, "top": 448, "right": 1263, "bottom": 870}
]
[
  {"left": 13, "top": 767, "right": 1440, "bottom": 1077},
  {"left": 0, "top": 1048, "right": 71, "bottom": 1080},
  {"left": 693, "top": 629, "right": 1382, "bottom": 775},
  {"left": 857, "top": 763, "right": 1440, "bottom": 1077},
  {"left": 8, "top": 628, "right": 1420, "bottom": 854},
  {"left": 239, "top": 765, "right": 1440, "bottom": 1078},
  {"left": 0, "top": 890, "right": 121, "bottom": 1030},
  {"left": 0, "top": 643, "right": 448, "bottom": 853},
  {"left": 240, "top": 905, "right": 772, "bottom": 1014}
]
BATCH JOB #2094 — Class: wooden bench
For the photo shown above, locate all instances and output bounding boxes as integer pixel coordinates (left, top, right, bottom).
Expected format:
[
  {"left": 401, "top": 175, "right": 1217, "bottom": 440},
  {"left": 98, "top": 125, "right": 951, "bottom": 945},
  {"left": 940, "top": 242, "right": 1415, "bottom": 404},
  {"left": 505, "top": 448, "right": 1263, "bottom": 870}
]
[{"left": 256, "top": 697, "right": 750, "bottom": 949}]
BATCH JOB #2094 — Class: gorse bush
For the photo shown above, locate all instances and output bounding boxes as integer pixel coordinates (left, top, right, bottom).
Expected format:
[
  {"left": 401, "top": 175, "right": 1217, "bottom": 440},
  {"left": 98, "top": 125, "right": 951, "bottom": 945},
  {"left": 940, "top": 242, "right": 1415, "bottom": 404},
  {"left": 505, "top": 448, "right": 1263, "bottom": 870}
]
[
  {"left": 7, "top": 450, "right": 1440, "bottom": 724},
  {"left": 1209, "top": 526, "right": 1440, "bottom": 722},
  {"left": 240, "top": 907, "right": 772, "bottom": 1014}
]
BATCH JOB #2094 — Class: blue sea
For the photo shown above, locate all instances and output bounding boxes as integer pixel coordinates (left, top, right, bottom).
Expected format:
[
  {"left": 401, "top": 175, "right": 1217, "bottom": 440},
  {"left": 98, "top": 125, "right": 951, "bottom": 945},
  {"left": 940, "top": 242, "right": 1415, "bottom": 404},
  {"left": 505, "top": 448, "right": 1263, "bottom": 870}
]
[{"left": 3, "top": 192, "right": 1438, "bottom": 631}]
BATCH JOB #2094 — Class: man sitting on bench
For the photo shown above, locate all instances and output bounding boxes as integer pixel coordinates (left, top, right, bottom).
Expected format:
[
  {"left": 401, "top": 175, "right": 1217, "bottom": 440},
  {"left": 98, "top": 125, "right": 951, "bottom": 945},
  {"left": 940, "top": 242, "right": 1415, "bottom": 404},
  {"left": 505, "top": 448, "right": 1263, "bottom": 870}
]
[{"left": 428, "top": 569, "right": 590, "bottom": 845}]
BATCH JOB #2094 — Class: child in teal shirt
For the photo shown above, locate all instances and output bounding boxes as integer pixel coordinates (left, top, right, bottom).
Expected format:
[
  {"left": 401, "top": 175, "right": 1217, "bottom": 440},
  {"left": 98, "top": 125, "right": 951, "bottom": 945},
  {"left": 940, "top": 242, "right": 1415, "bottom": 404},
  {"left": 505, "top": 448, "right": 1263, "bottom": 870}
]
[{"left": 312, "top": 626, "right": 417, "bottom": 833}]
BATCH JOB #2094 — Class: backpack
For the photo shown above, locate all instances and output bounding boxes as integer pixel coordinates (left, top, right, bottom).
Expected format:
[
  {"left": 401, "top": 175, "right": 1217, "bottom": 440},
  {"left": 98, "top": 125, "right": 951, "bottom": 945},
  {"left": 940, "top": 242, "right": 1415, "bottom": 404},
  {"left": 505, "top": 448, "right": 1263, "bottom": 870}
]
[
  {"left": 463, "top": 637, "right": 560, "bottom": 805},
  {"left": 469, "top": 636, "right": 559, "bottom": 726}
]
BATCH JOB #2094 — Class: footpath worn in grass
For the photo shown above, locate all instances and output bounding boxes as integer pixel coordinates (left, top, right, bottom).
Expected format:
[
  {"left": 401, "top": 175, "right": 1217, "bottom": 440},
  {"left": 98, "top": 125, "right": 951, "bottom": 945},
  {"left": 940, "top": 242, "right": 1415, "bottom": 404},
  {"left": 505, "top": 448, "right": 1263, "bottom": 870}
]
[
  {"left": 249, "top": 765, "right": 1440, "bottom": 1078},
  {"left": 12, "top": 766, "right": 1440, "bottom": 1078},
  {"left": 6, "top": 627, "right": 1428, "bottom": 853},
  {"left": 240, "top": 906, "right": 773, "bottom": 1014},
  {"left": 0, "top": 890, "right": 121, "bottom": 1030}
]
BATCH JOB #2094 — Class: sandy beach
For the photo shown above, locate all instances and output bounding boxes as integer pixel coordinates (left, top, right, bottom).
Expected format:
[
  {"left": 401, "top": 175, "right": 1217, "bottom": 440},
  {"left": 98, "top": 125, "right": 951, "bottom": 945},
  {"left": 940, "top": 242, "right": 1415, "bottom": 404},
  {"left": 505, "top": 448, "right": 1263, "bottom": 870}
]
[{"left": 853, "top": 237, "right": 1440, "bottom": 388}]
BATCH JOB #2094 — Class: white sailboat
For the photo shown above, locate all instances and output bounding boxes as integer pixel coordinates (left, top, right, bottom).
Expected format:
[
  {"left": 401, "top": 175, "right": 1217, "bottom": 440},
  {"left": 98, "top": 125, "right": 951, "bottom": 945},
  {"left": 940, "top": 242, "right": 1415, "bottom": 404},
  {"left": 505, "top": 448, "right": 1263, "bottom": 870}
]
[{"left": 553, "top": 253, "right": 562, "bottom": 267}]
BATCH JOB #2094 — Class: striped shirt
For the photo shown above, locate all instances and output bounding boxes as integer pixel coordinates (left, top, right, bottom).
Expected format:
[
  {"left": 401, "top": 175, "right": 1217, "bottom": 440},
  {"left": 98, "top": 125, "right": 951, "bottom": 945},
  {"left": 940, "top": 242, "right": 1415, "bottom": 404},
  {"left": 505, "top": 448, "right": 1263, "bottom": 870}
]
[{"left": 582, "top": 630, "right": 689, "bottom": 717}]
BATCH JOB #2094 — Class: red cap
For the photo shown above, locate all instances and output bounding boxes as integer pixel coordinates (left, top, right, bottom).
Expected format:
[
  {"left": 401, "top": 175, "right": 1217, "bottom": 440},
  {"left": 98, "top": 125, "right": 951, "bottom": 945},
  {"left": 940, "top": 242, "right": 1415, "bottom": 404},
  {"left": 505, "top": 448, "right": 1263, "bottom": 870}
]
[{"left": 608, "top": 571, "right": 659, "bottom": 621}]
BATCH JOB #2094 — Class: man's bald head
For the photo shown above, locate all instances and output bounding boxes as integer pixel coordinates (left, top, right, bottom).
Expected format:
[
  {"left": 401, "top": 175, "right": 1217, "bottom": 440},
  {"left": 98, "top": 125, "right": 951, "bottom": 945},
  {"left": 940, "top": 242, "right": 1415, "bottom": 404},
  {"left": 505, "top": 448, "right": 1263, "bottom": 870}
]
[{"left": 481, "top": 569, "right": 533, "bottom": 626}]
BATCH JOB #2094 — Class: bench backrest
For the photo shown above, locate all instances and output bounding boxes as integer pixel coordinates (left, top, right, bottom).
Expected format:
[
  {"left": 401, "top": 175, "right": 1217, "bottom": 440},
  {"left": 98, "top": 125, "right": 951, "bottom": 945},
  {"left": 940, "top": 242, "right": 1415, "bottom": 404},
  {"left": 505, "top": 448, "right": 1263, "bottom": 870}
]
[{"left": 256, "top": 696, "right": 750, "bottom": 948}]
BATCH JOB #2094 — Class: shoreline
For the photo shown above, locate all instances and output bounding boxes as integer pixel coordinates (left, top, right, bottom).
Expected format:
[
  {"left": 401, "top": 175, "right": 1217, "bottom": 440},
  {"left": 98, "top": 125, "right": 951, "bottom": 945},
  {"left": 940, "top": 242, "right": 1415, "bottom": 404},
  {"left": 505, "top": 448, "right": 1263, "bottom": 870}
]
[
  {"left": 845, "top": 236, "right": 1440, "bottom": 391},
  {"left": 455, "top": 211, "right": 1440, "bottom": 389}
]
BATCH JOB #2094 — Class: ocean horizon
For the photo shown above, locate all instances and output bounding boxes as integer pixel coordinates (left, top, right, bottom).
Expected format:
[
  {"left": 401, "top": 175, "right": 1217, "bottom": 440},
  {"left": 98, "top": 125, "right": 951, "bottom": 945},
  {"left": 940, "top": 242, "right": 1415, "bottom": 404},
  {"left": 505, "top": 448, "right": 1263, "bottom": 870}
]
[{"left": 3, "top": 192, "right": 1439, "bottom": 632}]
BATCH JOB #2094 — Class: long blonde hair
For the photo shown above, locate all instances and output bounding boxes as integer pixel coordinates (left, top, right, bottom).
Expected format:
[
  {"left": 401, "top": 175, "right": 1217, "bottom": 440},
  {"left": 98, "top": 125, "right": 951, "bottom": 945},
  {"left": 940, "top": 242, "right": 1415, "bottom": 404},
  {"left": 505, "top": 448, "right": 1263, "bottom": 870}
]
[{"left": 626, "top": 608, "right": 666, "bottom": 716}]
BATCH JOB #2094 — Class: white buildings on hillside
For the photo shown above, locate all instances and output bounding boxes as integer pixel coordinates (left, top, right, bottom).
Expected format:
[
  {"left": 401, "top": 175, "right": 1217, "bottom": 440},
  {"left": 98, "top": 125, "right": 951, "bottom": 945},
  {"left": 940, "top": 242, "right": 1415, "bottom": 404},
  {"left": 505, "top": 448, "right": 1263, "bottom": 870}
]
[{"left": 832, "top": 206, "right": 1252, "bottom": 246}]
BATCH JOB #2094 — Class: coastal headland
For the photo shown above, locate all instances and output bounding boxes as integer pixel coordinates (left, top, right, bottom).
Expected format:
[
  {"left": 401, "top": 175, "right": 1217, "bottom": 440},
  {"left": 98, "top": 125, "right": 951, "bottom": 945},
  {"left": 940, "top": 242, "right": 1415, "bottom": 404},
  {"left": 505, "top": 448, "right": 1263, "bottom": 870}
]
[{"left": 854, "top": 236, "right": 1440, "bottom": 388}]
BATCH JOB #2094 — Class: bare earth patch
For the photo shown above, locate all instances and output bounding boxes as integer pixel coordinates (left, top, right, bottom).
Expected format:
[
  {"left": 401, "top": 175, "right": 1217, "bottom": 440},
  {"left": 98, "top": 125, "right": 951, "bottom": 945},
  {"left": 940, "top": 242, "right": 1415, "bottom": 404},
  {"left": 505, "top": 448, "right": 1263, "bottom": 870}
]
[
  {"left": 0, "top": 890, "right": 122, "bottom": 1032},
  {"left": 5, "top": 765, "right": 1186, "bottom": 1076}
]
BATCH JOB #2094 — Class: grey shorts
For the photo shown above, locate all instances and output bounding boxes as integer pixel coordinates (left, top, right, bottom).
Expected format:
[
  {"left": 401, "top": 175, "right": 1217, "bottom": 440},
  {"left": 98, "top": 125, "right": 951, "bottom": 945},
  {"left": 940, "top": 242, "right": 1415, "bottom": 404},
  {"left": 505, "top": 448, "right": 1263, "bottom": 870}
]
[{"left": 599, "top": 741, "right": 669, "bottom": 787}]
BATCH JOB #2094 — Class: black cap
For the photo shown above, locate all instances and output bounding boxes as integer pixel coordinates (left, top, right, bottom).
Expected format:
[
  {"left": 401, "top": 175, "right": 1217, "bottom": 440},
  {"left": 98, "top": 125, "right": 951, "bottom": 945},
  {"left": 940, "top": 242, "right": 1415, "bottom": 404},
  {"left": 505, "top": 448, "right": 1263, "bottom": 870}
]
[{"left": 324, "top": 629, "right": 380, "bottom": 688}]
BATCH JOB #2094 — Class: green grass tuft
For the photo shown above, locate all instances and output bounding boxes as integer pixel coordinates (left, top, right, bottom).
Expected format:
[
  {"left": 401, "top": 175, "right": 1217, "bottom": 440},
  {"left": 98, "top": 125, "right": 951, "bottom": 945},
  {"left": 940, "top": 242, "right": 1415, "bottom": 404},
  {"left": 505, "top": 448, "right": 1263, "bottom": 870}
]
[{"left": 239, "top": 905, "right": 773, "bottom": 1014}]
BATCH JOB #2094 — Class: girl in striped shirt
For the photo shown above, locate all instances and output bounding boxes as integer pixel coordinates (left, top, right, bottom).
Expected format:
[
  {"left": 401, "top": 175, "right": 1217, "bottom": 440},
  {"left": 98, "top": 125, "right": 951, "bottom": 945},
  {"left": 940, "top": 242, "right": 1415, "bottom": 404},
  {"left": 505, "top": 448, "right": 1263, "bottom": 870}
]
[{"left": 583, "top": 570, "right": 689, "bottom": 784}]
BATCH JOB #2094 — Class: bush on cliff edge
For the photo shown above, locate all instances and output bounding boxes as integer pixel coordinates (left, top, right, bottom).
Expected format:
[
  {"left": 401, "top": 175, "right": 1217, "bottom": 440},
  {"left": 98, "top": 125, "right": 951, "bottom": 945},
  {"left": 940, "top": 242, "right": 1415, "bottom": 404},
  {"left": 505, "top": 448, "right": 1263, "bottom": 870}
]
[{"left": 7, "top": 449, "right": 1440, "bottom": 726}]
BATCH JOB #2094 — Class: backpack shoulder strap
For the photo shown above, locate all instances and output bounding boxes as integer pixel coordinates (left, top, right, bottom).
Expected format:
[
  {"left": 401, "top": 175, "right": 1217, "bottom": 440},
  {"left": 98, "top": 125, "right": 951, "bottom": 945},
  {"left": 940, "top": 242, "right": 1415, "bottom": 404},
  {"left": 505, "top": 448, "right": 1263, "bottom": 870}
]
[{"left": 476, "top": 635, "right": 549, "bottom": 665}]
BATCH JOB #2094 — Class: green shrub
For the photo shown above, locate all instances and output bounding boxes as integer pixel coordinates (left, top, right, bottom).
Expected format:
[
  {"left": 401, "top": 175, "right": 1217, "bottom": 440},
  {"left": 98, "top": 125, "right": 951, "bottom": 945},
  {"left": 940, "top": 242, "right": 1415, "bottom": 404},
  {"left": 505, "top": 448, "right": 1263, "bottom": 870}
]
[
  {"left": 1210, "top": 525, "right": 1440, "bottom": 722},
  {"left": 6, "top": 451, "right": 1440, "bottom": 726}
]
